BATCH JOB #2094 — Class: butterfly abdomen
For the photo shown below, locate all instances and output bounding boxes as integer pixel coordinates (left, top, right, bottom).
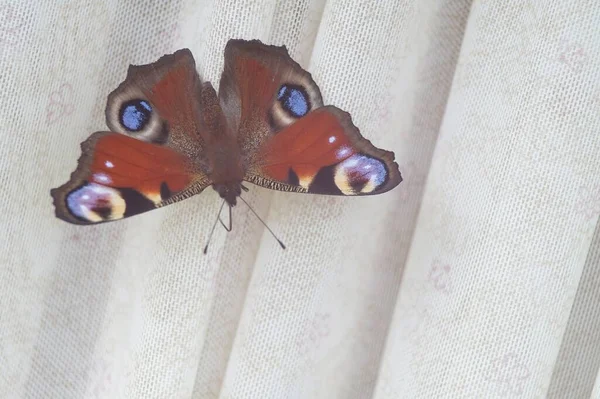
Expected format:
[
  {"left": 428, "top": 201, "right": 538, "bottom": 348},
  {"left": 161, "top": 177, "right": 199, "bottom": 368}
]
[
  {"left": 199, "top": 81, "right": 245, "bottom": 205},
  {"left": 206, "top": 136, "right": 244, "bottom": 207}
]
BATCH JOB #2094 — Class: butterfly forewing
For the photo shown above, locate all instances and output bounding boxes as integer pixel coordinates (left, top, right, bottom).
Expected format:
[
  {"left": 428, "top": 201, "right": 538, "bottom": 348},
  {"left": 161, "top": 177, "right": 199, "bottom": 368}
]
[
  {"left": 51, "top": 132, "right": 209, "bottom": 224},
  {"left": 244, "top": 107, "right": 402, "bottom": 195}
]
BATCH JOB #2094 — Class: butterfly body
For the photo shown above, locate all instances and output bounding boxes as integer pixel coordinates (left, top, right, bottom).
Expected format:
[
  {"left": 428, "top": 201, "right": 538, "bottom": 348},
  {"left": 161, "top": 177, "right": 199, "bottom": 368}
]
[
  {"left": 198, "top": 84, "right": 245, "bottom": 206},
  {"left": 51, "top": 39, "right": 402, "bottom": 225}
]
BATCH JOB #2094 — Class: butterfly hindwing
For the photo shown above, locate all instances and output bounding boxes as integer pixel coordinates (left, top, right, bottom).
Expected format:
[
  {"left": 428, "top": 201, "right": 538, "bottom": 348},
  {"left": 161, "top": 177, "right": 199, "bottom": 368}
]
[
  {"left": 105, "top": 49, "right": 208, "bottom": 156},
  {"left": 219, "top": 39, "right": 324, "bottom": 166},
  {"left": 51, "top": 132, "right": 209, "bottom": 224}
]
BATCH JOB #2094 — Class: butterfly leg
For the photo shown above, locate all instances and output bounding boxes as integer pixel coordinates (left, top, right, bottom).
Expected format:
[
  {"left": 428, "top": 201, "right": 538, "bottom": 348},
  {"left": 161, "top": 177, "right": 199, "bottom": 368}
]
[
  {"left": 218, "top": 204, "right": 233, "bottom": 232},
  {"left": 203, "top": 200, "right": 231, "bottom": 254}
]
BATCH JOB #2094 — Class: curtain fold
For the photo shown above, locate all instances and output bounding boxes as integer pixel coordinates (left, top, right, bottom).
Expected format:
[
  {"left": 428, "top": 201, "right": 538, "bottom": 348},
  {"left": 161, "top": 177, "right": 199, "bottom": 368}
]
[
  {"left": 547, "top": 222, "right": 600, "bottom": 399},
  {"left": 1, "top": 0, "right": 599, "bottom": 398},
  {"left": 374, "top": 0, "right": 600, "bottom": 397}
]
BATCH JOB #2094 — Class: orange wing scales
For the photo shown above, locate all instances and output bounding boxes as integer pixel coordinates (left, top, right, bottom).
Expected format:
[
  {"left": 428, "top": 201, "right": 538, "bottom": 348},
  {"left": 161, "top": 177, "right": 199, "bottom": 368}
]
[
  {"left": 250, "top": 108, "right": 402, "bottom": 195},
  {"left": 91, "top": 134, "right": 193, "bottom": 193},
  {"left": 235, "top": 58, "right": 279, "bottom": 121},
  {"left": 51, "top": 133, "right": 207, "bottom": 224}
]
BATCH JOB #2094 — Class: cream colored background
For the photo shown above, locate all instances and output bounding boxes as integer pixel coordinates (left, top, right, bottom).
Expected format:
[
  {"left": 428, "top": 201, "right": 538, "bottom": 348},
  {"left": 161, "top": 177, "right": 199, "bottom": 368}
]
[{"left": 1, "top": 0, "right": 599, "bottom": 398}]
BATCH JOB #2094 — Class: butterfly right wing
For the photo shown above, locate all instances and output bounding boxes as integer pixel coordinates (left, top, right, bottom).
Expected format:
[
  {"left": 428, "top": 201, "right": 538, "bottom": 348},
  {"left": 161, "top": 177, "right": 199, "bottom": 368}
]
[
  {"left": 104, "top": 48, "right": 208, "bottom": 160},
  {"left": 51, "top": 49, "right": 213, "bottom": 224},
  {"left": 51, "top": 132, "right": 210, "bottom": 224}
]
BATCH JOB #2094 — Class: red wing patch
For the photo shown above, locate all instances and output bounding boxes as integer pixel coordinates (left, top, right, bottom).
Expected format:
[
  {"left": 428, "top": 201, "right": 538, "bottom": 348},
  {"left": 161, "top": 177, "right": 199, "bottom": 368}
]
[
  {"left": 246, "top": 107, "right": 402, "bottom": 196},
  {"left": 51, "top": 132, "right": 208, "bottom": 224}
]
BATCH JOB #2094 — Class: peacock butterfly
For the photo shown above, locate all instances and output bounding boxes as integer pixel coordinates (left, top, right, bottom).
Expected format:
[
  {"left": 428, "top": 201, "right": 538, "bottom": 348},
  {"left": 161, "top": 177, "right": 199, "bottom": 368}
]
[{"left": 50, "top": 39, "right": 403, "bottom": 227}]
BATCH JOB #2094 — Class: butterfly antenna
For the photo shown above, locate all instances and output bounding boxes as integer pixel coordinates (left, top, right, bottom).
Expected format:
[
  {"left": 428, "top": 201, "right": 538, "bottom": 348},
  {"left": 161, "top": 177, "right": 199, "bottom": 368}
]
[
  {"left": 203, "top": 200, "right": 227, "bottom": 255},
  {"left": 238, "top": 195, "right": 286, "bottom": 250}
]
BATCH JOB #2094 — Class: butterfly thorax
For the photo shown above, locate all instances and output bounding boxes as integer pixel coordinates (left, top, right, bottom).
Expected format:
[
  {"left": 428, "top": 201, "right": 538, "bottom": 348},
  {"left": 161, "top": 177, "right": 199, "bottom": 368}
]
[
  {"left": 200, "top": 82, "right": 245, "bottom": 206},
  {"left": 204, "top": 130, "right": 244, "bottom": 205}
]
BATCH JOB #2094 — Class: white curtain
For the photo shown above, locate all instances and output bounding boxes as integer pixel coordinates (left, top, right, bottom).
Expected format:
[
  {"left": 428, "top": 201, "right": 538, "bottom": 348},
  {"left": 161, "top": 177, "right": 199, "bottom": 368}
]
[{"left": 2, "top": 0, "right": 600, "bottom": 397}]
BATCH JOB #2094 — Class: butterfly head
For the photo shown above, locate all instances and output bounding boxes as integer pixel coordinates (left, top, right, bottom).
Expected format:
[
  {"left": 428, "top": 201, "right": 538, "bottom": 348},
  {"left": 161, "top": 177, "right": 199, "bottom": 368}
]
[{"left": 212, "top": 182, "right": 242, "bottom": 206}]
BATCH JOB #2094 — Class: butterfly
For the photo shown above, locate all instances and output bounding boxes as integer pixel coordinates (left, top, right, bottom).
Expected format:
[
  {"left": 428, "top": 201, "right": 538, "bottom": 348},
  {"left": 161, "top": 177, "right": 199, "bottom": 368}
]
[{"left": 50, "top": 39, "right": 403, "bottom": 226}]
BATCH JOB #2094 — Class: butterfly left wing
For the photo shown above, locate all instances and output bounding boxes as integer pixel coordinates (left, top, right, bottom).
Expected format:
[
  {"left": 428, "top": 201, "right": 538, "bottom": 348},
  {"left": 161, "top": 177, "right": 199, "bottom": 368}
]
[
  {"left": 51, "top": 132, "right": 209, "bottom": 224},
  {"left": 247, "top": 106, "right": 402, "bottom": 195},
  {"left": 218, "top": 39, "right": 402, "bottom": 196}
]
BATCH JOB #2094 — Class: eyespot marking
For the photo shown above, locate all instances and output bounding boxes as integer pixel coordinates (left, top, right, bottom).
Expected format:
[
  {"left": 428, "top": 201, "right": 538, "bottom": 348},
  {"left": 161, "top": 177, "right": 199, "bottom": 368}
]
[
  {"left": 120, "top": 99, "right": 152, "bottom": 132},
  {"left": 334, "top": 154, "right": 388, "bottom": 195},
  {"left": 66, "top": 183, "right": 125, "bottom": 222},
  {"left": 277, "top": 84, "right": 309, "bottom": 117}
]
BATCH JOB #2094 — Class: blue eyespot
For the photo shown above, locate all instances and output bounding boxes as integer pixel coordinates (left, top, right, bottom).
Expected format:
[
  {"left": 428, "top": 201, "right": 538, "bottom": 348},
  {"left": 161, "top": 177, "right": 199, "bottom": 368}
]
[
  {"left": 120, "top": 99, "right": 152, "bottom": 131},
  {"left": 277, "top": 84, "right": 309, "bottom": 117}
]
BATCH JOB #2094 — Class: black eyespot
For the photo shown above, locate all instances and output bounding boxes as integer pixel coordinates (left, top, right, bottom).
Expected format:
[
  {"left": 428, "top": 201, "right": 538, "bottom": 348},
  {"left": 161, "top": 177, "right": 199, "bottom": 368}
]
[
  {"left": 119, "top": 99, "right": 152, "bottom": 132},
  {"left": 277, "top": 84, "right": 310, "bottom": 117}
]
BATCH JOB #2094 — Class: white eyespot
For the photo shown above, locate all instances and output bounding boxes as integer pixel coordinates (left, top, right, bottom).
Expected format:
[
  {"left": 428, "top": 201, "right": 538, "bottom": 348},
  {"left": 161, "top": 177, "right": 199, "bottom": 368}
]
[
  {"left": 336, "top": 146, "right": 352, "bottom": 160},
  {"left": 344, "top": 157, "right": 359, "bottom": 168},
  {"left": 66, "top": 183, "right": 125, "bottom": 221},
  {"left": 105, "top": 160, "right": 114, "bottom": 168},
  {"left": 333, "top": 155, "right": 387, "bottom": 195},
  {"left": 328, "top": 136, "right": 336, "bottom": 144},
  {"left": 93, "top": 173, "right": 112, "bottom": 184}
]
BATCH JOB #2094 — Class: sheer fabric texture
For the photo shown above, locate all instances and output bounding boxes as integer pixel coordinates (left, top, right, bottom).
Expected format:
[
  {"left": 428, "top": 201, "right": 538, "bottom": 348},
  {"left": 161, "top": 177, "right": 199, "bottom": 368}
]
[{"left": 1, "top": 0, "right": 600, "bottom": 398}]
